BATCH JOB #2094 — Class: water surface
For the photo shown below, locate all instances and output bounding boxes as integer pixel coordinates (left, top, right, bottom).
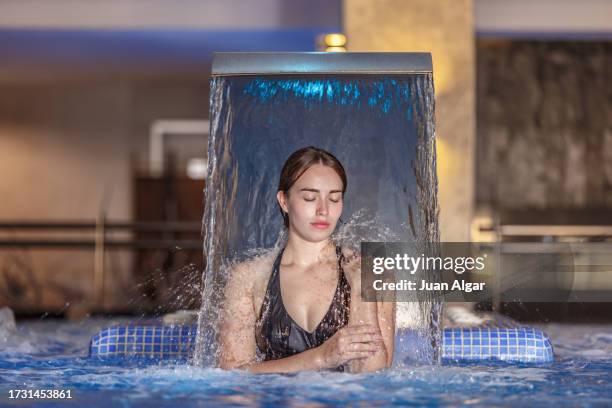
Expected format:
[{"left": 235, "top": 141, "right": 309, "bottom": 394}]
[{"left": 1, "top": 319, "right": 610, "bottom": 407}]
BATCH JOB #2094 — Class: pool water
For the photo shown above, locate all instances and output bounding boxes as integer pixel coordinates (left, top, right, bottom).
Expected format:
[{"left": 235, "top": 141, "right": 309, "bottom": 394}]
[{"left": 1, "top": 318, "right": 610, "bottom": 407}]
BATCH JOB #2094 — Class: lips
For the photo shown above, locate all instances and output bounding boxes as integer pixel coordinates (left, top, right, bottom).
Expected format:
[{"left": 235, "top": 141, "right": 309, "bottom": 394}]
[{"left": 311, "top": 222, "right": 330, "bottom": 229}]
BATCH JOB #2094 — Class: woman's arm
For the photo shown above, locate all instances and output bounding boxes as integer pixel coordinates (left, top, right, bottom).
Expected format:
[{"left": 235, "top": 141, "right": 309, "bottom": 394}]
[
  {"left": 378, "top": 300, "right": 396, "bottom": 367},
  {"left": 242, "top": 323, "right": 381, "bottom": 373},
  {"left": 218, "top": 262, "right": 258, "bottom": 368},
  {"left": 218, "top": 260, "right": 326, "bottom": 372},
  {"left": 342, "top": 250, "right": 395, "bottom": 373},
  {"left": 344, "top": 292, "right": 389, "bottom": 372}
]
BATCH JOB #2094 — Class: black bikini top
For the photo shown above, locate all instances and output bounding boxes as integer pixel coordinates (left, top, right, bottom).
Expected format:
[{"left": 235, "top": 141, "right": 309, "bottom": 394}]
[{"left": 255, "top": 245, "right": 351, "bottom": 365}]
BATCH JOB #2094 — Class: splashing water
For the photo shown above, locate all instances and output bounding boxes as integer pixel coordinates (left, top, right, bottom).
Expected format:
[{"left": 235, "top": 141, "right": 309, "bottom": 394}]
[
  {"left": 2, "top": 319, "right": 612, "bottom": 407},
  {"left": 194, "top": 74, "right": 440, "bottom": 367}
]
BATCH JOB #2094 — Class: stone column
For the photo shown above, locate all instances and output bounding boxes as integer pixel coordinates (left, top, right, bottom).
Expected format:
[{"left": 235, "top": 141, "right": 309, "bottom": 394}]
[{"left": 344, "top": 0, "right": 475, "bottom": 242}]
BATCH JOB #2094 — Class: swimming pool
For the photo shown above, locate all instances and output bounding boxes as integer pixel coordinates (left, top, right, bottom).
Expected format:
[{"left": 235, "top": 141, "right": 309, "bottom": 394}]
[{"left": 1, "top": 318, "right": 610, "bottom": 407}]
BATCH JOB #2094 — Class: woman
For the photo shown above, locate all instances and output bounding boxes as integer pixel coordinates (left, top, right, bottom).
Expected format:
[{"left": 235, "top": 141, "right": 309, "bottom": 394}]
[{"left": 219, "top": 146, "right": 395, "bottom": 373}]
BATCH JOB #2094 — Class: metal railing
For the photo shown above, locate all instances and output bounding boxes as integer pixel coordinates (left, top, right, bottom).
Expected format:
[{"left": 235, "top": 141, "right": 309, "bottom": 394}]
[
  {"left": 471, "top": 214, "right": 612, "bottom": 310},
  {"left": 0, "top": 219, "right": 202, "bottom": 310}
]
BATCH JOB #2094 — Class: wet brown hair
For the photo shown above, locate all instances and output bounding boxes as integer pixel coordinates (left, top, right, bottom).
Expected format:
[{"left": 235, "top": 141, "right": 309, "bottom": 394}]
[{"left": 277, "top": 146, "right": 347, "bottom": 228}]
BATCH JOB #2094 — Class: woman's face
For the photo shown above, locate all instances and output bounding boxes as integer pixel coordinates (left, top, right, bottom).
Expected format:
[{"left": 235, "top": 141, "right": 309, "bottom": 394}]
[{"left": 277, "top": 163, "right": 344, "bottom": 243}]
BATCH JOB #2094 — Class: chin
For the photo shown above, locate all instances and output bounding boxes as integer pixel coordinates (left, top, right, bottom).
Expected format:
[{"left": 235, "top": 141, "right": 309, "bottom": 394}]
[{"left": 299, "top": 229, "right": 333, "bottom": 243}]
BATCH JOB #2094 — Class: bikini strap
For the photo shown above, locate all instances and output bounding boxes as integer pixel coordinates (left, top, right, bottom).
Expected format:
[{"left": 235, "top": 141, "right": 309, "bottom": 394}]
[
  {"left": 257, "top": 247, "right": 284, "bottom": 323},
  {"left": 270, "top": 247, "right": 285, "bottom": 289},
  {"left": 335, "top": 245, "right": 348, "bottom": 281}
]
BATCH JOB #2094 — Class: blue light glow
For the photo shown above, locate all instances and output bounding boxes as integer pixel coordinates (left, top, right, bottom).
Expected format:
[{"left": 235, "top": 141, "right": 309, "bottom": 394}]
[{"left": 243, "top": 77, "right": 416, "bottom": 116}]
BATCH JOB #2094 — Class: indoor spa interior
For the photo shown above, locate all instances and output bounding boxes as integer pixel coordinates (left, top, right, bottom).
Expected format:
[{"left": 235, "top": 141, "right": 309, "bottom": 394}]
[{"left": 0, "top": 1, "right": 611, "bottom": 407}]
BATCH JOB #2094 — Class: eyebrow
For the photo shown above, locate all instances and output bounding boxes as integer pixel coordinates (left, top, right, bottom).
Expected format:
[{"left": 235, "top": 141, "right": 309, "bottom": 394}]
[{"left": 300, "top": 188, "right": 343, "bottom": 193}]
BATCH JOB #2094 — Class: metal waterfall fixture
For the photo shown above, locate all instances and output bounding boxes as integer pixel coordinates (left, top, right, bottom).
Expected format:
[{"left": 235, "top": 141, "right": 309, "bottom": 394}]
[{"left": 194, "top": 52, "right": 440, "bottom": 367}]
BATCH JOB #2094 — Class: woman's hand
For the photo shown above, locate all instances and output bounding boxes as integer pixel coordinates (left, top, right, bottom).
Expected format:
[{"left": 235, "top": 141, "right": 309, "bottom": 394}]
[{"left": 315, "top": 324, "right": 383, "bottom": 369}]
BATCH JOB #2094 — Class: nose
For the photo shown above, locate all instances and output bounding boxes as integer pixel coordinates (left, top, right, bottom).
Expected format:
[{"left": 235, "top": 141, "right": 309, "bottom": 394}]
[{"left": 316, "top": 198, "right": 328, "bottom": 216}]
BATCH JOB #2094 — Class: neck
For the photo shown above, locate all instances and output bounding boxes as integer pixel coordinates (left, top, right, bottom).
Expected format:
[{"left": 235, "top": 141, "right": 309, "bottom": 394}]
[{"left": 283, "top": 231, "right": 335, "bottom": 268}]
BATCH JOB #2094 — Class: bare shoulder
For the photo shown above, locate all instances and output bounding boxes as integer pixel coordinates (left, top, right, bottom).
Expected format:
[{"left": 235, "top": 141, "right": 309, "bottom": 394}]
[
  {"left": 227, "top": 249, "right": 277, "bottom": 291},
  {"left": 226, "top": 249, "right": 278, "bottom": 315},
  {"left": 339, "top": 246, "right": 360, "bottom": 260},
  {"left": 338, "top": 246, "right": 362, "bottom": 291},
  {"left": 339, "top": 246, "right": 361, "bottom": 273}
]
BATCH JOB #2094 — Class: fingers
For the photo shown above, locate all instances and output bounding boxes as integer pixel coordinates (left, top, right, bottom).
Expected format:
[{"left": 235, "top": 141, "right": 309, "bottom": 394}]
[
  {"left": 337, "top": 325, "right": 385, "bottom": 357},
  {"left": 340, "top": 323, "right": 381, "bottom": 336},
  {"left": 344, "top": 341, "right": 380, "bottom": 353},
  {"left": 342, "top": 351, "right": 376, "bottom": 361},
  {"left": 341, "top": 344, "right": 384, "bottom": 363},
  {"left": 322, "top": 324, "right": 386, "bottom": 366},
  {"left": 339, "top": 325, "right": 382, "bottom": 343},
  {"left": 343, "top": 333, "right": 384, "bottom": 345}
]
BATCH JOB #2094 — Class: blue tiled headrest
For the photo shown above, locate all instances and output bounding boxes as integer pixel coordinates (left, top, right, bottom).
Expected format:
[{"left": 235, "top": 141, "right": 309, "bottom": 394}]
[
  {"left": 441, "top": 327, "right": 554, "bottom": 363},
  {"left": 90, "top": 324, "right": 554, "bottom": 363},
  {"left": 89, "top": 325, "right": 196, "bottom": 359}
]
